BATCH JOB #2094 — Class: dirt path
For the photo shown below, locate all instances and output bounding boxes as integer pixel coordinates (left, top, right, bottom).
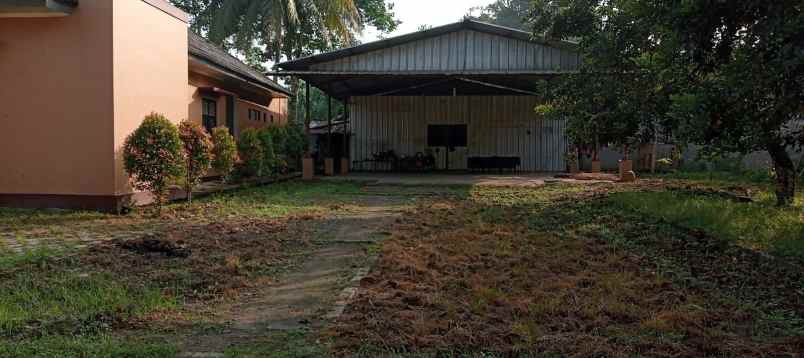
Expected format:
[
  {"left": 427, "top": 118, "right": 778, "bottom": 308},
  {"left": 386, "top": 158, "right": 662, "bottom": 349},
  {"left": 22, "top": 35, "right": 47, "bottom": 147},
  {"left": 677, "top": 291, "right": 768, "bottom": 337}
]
[{"left": 177, "top": 191, "right": 407, "bottom": 356}]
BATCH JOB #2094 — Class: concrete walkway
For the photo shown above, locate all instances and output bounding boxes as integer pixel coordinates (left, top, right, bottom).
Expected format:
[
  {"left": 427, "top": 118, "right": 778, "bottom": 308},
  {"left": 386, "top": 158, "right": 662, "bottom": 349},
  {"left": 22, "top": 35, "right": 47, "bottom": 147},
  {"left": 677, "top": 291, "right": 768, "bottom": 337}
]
[{"left": 321, "top": 172, "right": 611, "bottom": 187}]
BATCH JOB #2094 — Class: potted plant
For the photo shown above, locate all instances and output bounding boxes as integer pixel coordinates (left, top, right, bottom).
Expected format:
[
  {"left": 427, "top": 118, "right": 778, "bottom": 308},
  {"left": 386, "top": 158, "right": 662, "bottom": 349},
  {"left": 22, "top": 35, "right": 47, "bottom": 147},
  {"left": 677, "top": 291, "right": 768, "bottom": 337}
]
[
  {"left": 619, "top": 144, "right": 633, "bottom": 177},
  {"left": 565, "top": 147, "right": 580, "bottom": 174},
  {"left": 590, "top": 135, "right": 601, "bottom": 173}
]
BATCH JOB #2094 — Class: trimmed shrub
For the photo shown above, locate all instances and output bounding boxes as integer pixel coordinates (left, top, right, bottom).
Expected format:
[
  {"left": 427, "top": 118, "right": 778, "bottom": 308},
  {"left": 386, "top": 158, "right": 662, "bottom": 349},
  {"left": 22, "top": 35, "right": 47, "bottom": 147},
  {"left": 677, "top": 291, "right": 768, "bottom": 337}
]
[
  {"left": 258, "top": 128, "right": 276, "bottom": 176},
  {"left": 122, "top": 113, "right": 184, "bottom": 212},
  {"left": 178, "top": 120, "right": 213, "bottom": 203},
  {"left": 285, "top": 122, "right": 308, "bottom": 166},
  {"left": 237, "top": 128, "right": 264, "bottom": 178},
  {"left": 211, "top": 126, "right": 238, "bottom": 183}
]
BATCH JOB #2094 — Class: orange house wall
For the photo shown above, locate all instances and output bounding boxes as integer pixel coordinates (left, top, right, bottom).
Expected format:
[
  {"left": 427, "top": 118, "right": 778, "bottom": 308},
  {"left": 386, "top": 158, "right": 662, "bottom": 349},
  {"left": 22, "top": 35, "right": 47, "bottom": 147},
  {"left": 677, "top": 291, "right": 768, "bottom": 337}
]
[
  {"left": 113, "top": 0, "right": 189, "bottom": 195},
  {"left": 0, "top": 0, "right": 188, "bottom": 201},
  {"left": 236, "top": 98, "right": 288, "bottom": 133},
  {"left": 189, "top": 72, "right": 288, "bottom": 138},
  {"left": 1, "top": 0, "right": 287, "bottom": 208},
  {"left": 188, "top": 73, "right": 229, "bottom": 132},
  {"left": 0, "top": 0, "right": 115, "bottom": 196}
]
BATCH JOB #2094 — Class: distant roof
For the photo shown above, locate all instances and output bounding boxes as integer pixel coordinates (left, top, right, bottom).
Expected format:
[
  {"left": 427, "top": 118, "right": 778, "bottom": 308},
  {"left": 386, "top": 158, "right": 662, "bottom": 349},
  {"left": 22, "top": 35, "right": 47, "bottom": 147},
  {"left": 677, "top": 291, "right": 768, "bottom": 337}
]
[
  {"left": 188, "top": 31, "right": 292, "bottom": 96},
  {"left": 278, "top": 19, "right": 577, "bottom": 70}
]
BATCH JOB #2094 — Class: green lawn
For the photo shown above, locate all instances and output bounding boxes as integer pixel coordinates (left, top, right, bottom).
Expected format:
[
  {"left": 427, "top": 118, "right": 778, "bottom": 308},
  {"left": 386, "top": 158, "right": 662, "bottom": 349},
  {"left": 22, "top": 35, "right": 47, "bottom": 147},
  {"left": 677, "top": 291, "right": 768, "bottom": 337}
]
[
  {"left": 0, "top": 180, "right": 370, "bottom": 357},
  {"left": 0, "top": 181, "right": 366, "bottom": 233},
  {"left": 1, "top": 335, "right": 176, "bottom": 358},
  {"left": 611, "top": 190, "right": 804, "bottom": 259}
]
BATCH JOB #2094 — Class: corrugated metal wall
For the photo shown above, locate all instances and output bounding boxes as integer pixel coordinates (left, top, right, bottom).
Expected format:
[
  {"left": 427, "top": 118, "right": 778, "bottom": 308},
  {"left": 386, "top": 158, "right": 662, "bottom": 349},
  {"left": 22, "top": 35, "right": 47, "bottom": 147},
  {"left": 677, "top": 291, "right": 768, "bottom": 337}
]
[
  {"left": 312, "top": 30, "right": 580, "bottom": 73},
  {"left": 350, "top": 96, "right": 568, "bottom": 172}
]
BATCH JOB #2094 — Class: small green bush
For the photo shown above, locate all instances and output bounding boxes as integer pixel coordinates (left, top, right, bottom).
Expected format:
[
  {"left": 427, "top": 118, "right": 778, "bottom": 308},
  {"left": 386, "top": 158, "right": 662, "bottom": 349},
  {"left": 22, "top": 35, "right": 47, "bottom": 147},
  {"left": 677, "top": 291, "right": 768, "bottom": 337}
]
[
  {"left": 178, "top": 120, "right": 213, "bottom": 203},
  {"left": 238, "top": 128, "right": 264, "bottom": 178},
  {"left": 656, "top": 158, "right": 674, "bottom": 172},
  {"left": 270, "top": 126, "right": 288, "bottom": 158},
  {"left": 211, "top": 126, "right": 238, "bottom": 182},
  {"left": 258, "top": 128, "right": 276, "bottom": 176},
  {"left": 122, "top": 113, "right": 184, "bottom": 212},
  {"left": 284, "top": 123, "right": 308, "bottom": 166}
]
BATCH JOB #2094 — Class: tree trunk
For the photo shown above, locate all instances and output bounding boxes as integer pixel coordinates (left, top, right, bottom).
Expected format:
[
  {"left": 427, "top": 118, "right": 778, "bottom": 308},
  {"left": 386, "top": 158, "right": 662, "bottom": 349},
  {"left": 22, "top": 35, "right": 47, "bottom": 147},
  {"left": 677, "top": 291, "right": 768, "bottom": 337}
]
[
  {"left": 186, "top": 162, "right": 193, "bottom": 204},
  {"left": 767, "top": 142, "right": 797, "bottom": 207}
]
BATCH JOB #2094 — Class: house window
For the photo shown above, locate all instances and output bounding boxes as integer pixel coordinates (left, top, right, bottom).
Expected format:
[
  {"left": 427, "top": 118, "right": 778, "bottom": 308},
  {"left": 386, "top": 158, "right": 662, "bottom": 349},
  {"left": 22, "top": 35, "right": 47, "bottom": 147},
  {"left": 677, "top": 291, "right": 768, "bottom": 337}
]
[
  {"left": 270, "top": 115, "right": 274, "bottom": 123},
  {"left": 202, "top": 99, "right": 217, "bottom": 133},
  {"left": 249, "top": 108, "right": 265, "bottom": 122}
]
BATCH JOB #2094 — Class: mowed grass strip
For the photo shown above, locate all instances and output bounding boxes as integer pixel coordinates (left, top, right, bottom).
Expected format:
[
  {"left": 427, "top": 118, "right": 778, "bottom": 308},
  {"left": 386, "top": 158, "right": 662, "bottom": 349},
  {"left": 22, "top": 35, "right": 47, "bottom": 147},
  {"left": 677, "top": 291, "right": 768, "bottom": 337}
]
[
  {"left": 0, "top": 335, "right": 176, "bottom": 358},
  {"left": 0, "top": 181, "right": 365, "bottom": 233},
  {"left": 0, "top": 257, "right": 174, "bottom": 337},
  {"left": 611, "top": 191, "right": 804, "bottom": 259},
  {"left": 185, "top": 181, "right": 366, "bottom": 218}
]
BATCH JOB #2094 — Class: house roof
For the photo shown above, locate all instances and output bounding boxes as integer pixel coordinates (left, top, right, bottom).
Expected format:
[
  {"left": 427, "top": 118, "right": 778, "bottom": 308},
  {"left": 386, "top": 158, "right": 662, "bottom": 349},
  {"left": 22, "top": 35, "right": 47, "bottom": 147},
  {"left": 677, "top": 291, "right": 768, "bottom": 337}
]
[
  {"left": 278, "top": 19, "right": 578, "bottom": 71},
  {"left": 188, "top": 31, "right": 292, "bottom": 96},
  {"left": 274, "top": 19, "right": 579, "bottom": 99}
]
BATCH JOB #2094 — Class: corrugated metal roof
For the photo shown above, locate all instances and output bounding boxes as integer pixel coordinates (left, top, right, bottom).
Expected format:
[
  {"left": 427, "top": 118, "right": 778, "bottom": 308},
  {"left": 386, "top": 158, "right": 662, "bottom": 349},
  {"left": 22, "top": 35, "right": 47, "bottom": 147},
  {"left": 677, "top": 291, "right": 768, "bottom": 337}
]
[
  {"left": 278, "top": 19, "right": 578, "bottom": 71},
  {"left": 188, "top": 31, "right": 292, "bottom": 96}
]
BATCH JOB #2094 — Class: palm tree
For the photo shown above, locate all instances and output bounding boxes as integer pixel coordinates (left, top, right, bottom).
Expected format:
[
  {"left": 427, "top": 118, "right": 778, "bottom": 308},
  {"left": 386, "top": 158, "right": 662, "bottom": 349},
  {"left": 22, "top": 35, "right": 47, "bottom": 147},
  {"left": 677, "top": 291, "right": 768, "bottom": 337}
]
[{"left": 205, "top": 0, "right": 360, "bottom": 64}]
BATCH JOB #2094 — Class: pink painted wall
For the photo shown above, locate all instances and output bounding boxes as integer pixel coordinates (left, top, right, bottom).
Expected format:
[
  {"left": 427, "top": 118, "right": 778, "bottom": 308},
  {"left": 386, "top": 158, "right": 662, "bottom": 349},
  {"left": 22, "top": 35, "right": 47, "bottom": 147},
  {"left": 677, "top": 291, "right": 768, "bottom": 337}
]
[
  {"left": 0, "top": 0, "right": 115, "bottom": 196},
  {"left": 112, "top": 0, "right": 189, "bottom": 195},
  {"left": 0, "top": 0, "right": 188, "bottom": 199},
  {"left": 188, "top": 73, "right": 229, "bottom": 132},
  {"left": 236, "top": 98, "right": 288, "bottom": 133}
]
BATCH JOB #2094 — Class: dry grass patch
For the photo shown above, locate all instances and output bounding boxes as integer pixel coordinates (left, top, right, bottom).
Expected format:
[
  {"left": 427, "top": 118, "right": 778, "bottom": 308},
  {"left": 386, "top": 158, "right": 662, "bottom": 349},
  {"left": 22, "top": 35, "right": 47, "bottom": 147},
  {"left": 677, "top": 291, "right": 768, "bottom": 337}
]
[{"left": 329, "top": 191, "right": 804, "bottom": 356}]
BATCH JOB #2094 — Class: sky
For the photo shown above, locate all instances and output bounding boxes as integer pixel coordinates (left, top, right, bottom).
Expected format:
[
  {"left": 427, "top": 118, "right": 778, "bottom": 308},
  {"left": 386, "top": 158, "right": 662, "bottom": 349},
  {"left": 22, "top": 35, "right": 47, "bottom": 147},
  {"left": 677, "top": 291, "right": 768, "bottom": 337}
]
[{"left": 359, "top": 0, "right": 496, "bottom": 43}]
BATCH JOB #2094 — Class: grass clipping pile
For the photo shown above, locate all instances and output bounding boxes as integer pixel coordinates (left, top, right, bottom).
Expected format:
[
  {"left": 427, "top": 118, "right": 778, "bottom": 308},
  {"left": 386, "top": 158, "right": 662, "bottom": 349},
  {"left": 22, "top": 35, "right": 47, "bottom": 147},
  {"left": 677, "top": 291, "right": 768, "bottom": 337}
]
[{"left": 328, "top": 196, "right": 803, "bottom": 356}]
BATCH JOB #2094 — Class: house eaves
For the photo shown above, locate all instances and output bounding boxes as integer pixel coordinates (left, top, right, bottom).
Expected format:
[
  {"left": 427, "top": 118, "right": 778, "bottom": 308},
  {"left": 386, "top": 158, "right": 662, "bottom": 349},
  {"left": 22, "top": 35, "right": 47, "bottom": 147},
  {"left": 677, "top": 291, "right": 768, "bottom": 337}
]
[
  {"left": 0, "top": 0, "right": 78, "bottom": 17},
  {"left": 188, "top": 31, "right": 292, "bottom": 97}
]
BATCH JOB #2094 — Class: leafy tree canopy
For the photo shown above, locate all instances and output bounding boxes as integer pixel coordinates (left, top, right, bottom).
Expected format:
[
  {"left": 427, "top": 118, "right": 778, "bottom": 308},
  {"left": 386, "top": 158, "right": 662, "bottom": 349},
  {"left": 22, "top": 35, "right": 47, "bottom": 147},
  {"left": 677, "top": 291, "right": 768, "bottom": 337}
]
[
  {"left": 531, "top": 0, "right": 804, "bottom": 206},
  {"left": 467, "top": 0, "right": 531, "bottom": 30},
  {"left": 170, "top": 0, "right": 399, "bottom": 63}
]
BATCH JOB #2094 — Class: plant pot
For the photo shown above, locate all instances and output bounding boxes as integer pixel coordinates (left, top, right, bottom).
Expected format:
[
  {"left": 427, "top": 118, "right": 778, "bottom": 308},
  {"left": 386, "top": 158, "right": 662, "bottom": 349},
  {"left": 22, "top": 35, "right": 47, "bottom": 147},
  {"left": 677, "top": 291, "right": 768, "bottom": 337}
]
[
  {"left": 569, "top": 162, "right": 580, "bottom": 174},
  {"left": 302, "top": 157, "right": 314, "bottom": 180},
  {"left": 591, "top": 160, "right": 601, "bottom": 173},
  {"left": 619, "top": 160, "right": 634, "bottom": 181},
  {"left": 324, "top": 158, "right": 335, "bottom": 176},
  {"left": 340, "top": 158, "right": 349, "bottom": 175}
]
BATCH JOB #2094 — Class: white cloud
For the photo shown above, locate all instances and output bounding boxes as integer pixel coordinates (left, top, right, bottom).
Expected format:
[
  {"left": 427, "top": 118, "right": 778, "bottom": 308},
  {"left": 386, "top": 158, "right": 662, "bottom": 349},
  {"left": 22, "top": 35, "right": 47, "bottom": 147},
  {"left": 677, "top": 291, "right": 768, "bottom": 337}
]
[{"left": 359, "top": 0, "right": 496, "bottom": 43}]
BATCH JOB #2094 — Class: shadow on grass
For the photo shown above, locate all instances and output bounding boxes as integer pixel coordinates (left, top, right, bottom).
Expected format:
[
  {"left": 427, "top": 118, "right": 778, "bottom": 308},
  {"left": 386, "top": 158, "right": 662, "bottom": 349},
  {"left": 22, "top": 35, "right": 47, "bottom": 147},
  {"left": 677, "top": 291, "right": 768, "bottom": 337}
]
[{"left": 610, "top": 190, "right": 804, "bottom": 259}]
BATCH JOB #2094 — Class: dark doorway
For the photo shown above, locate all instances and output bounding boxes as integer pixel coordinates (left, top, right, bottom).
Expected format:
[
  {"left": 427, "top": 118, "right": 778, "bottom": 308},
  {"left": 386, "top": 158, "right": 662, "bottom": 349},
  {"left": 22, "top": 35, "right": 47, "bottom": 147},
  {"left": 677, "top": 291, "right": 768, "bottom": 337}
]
[
  {"left": 427, "top": 124, "right": 467, "bottom": 170},
  {"left": 202, "top": 99, "right": 217, "bottom": 133},
  {"left": 314, "top": 133, "right": 350, "bottom": 174}
]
